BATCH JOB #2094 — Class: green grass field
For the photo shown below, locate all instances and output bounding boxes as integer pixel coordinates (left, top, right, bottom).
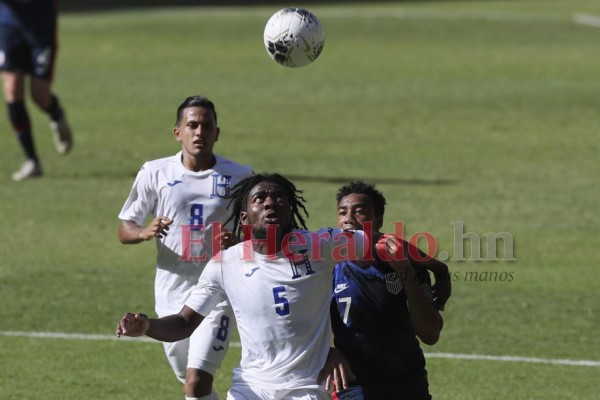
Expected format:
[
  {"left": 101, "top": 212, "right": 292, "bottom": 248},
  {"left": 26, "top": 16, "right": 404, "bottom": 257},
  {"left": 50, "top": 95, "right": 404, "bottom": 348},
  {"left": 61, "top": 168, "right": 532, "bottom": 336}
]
[{"left": 1, "top": 1, "right": 599, "bottom": 398}]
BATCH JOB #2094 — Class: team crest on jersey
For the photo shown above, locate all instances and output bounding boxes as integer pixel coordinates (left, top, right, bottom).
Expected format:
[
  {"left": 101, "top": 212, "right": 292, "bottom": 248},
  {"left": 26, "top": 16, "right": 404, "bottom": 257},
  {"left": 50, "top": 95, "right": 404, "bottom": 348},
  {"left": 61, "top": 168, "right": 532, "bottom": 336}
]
[
  {"left": 385, "top": 273, "right": 403, "bottom": 295},
  {"left": 288, "top": 249, "right": 314, "bottom": 279},
  {"left": 211, "top": 174, "right": 232, "bottom": 198}
]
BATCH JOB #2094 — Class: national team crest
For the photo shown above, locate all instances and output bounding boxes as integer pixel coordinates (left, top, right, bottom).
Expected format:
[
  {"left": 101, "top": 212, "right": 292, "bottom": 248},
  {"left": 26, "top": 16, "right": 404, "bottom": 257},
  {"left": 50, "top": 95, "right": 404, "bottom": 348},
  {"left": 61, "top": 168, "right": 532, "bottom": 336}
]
[
  {"left": 211, "top": 174, "right": 232, "bottom": 198},
  {"left": 288, "top": 249, "right": 314, "bottom": 279},
  {"left": 385, "top": 273, "right": 403, "bottom": 295}
]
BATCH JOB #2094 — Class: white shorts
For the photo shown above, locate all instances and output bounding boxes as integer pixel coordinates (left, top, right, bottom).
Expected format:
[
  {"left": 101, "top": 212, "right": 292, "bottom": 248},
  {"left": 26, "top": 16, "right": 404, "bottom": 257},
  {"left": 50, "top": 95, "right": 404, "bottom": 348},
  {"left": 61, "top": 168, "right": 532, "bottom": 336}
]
[
  {"left": 226, "top": 385, "right": 330, "bottom": 400},
  {"left": 162, "top": 300, "right": 235, "bottom": 383}
]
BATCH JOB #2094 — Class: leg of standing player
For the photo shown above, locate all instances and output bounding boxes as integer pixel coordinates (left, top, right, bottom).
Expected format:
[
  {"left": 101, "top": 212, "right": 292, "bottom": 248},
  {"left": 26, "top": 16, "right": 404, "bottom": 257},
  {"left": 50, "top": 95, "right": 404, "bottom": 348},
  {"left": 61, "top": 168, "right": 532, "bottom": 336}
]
[
  {"left": 185, "top": 301, "right": 235, "bottom": 399},
  {"left": 1, "top": 66, "right": 43, "bottom": 180},
  {"left": 26, "top": 9, "right": 73, "bottom": 158}
]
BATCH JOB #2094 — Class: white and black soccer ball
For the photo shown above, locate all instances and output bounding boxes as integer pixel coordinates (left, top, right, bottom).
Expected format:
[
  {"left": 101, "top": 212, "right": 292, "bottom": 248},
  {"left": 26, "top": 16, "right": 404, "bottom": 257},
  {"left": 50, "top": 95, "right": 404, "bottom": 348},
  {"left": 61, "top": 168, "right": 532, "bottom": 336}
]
[{"left": 263, "top": 8, "right": 325, "bottom": 68}]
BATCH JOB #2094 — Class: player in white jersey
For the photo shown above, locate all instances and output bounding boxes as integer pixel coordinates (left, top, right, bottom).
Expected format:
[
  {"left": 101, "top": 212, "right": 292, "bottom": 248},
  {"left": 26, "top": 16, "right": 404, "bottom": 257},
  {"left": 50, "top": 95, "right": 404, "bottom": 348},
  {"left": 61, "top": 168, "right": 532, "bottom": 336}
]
[
  {"left": 116, "top": 173, "right": 415, "bottom": 399},
  {"left": 118, "top": 96, "right": 253, "bottom": 400}
]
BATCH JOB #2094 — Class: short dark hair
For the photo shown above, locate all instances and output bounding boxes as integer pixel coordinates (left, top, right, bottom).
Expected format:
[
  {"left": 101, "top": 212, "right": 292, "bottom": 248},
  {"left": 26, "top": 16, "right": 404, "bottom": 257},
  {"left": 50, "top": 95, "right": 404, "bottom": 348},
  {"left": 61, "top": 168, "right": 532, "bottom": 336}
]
[
  {"left": 224, "top": 173, "right": 309, "bottom": 241},
  {"left": 336, "top": 181, "right": 386, "bottom": 217},
  {"left": 175, "top": 95, "right": 217, "bottom": 126}
]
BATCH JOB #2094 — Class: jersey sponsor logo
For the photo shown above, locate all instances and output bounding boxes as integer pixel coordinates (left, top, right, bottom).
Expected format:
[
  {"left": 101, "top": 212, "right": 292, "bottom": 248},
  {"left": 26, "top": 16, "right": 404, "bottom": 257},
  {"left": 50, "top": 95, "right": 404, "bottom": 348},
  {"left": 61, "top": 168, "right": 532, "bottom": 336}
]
[
  {"left": 334, "top": 283, "right": 349, "bottom": 294},
  {"left": 167, "top": 179, "right": 183, "bottom": 186},
  {"left": 245, "top": 267, "right": 260, "bottom": 277},
  {"left": 211, "top": 173, "right": 232, "bottom": 198},
  {"left": 288, "top": 249, "right": 314, "bottom": 279},
  {"left": 385, "top": 273, "right": 403, "bottom": 295}
]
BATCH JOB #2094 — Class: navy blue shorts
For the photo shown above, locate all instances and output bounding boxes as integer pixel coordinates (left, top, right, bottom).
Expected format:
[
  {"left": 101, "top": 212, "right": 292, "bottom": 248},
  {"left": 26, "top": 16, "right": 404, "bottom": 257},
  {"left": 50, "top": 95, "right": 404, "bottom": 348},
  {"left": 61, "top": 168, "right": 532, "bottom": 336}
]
[{"left": 0, "top": 19, "right": 57, "bottom": 80}]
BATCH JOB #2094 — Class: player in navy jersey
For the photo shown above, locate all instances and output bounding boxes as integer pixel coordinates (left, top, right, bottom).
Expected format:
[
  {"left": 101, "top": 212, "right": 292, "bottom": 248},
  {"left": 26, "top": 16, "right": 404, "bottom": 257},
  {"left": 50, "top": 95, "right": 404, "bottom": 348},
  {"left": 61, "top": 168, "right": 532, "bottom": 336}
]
[
  {"left": 118, "top": 96, "right": 253, "bottom": 400},
  {"left": 331, "top": 181, "right": 450, "bottom": 399},
  {"left": 0, "top": 0, "right": 73, "bottom": 181}
]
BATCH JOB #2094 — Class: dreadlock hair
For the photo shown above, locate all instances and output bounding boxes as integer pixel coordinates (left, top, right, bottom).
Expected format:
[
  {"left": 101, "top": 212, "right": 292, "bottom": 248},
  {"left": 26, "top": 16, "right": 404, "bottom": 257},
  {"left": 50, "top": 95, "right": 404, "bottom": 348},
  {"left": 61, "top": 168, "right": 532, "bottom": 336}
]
[
  {"left": 224, "top": 173, "right": 309, "bottom": 241},
  {"left": 336, "top": 181, "right": 386, "bottom": 217}
]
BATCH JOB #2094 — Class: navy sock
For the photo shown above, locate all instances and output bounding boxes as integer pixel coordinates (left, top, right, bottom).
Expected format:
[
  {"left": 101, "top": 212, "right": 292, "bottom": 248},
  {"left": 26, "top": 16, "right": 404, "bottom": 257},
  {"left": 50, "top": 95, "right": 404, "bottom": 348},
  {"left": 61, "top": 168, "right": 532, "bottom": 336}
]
[
  {"left": 44, "top": 95, "right": 63, "bottom": 122},
  {"left": 8, "top": 101, "right": 38, "bottom": 162}
]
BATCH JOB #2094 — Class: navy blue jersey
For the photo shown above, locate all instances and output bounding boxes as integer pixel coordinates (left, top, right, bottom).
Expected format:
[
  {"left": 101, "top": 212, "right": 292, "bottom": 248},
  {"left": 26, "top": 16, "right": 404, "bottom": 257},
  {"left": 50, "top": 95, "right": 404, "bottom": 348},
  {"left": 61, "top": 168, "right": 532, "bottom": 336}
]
[{"left": 331, "top": 260, "right": 433, "bottom": 399}]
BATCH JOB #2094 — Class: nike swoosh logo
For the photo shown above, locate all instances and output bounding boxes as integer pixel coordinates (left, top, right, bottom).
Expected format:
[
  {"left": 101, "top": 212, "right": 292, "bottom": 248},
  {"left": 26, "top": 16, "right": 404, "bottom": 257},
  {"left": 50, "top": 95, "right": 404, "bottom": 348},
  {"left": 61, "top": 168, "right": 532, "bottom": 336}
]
[
  {"left": 245, "top": 267, "right": 259, "bottom": 277},
  {"left": 334, "top": 284, "right": 349, "bottom": 294},
  {"left": 167, "top": 180, "right": 183, "bottom": 186},
  {"left": 212, "top": 345, "right": 224, "bottom": 351}
]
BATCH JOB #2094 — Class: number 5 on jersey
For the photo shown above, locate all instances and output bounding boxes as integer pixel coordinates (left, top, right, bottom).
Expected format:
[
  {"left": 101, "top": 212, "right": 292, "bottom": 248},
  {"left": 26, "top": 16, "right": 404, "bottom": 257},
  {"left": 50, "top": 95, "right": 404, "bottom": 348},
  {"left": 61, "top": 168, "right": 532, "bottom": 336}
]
[{"left": 273, "top": 286, "right": 290, "bottom": 316}]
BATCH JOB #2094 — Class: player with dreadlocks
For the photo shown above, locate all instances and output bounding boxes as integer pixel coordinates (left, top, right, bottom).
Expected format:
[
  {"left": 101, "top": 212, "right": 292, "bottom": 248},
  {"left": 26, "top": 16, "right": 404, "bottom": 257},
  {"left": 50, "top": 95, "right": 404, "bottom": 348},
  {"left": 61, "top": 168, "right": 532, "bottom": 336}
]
[
  {"left": 116, "top": 173, "right": 414, "bottom": 399},
  {"left": 223, "top": 172, "right": 309, "bottom": 243}
]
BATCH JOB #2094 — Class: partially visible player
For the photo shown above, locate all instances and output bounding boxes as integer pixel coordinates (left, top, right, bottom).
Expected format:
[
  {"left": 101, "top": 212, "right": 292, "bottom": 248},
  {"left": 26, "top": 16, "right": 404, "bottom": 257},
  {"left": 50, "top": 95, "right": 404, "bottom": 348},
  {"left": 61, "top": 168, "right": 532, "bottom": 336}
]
[
  {"left": 0, "top": 0, "right": 73, "bottom": 181},
  {"left": 331, "top": 181, "right": 450, "bottom": 399},
  {"left": 116, "top": 173, "right": 414, "bottom": 399},
  {"left": 118, "top": 96, "right": 252, "bottom": 399}
]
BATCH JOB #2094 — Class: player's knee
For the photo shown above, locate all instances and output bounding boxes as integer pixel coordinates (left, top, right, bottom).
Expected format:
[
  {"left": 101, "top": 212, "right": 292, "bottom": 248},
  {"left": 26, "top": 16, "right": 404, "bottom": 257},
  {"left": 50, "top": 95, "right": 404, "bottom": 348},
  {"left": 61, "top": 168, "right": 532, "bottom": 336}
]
[
  {"left": 184, "top": 369, "right": 213, "bottom": 397},
  {"left": 29, "top": 80, "right": 52, "bottom": 109},
  {"left": 30, "top": 90, "right": 51, "bottom": 109},
  {"left": 1, "top": 72, "right": 24, "bottom": 102}
]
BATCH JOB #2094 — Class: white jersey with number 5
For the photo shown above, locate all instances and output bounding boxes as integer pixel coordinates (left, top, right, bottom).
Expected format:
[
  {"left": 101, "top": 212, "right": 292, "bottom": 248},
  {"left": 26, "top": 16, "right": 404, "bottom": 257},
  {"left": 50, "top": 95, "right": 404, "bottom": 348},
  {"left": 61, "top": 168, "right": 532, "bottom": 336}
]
[
  {"left": 118, "top": 151, "right": 253, "bottom": 316},
  {"left": 186, "top": 228, "right": 366, "bottom": 390}
]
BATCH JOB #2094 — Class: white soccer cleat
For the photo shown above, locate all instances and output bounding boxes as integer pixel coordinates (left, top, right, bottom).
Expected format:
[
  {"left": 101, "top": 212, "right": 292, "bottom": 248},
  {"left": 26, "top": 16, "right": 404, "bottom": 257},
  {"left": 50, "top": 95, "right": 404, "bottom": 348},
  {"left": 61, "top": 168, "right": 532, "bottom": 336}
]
[
  {"left": 12, "top": 160, "right": 42, "bottom": 181},
  {"left": 50, "top": 113, "right": 73, "bottom": 155}
]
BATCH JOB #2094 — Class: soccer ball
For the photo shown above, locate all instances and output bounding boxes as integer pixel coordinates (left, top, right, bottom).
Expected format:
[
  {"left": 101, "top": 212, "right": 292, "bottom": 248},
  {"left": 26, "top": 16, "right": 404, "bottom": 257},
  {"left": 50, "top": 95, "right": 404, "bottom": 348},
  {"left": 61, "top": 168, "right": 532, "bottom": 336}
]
[{"left": 263, "top": 8, "right": 325, "bottom": 68}]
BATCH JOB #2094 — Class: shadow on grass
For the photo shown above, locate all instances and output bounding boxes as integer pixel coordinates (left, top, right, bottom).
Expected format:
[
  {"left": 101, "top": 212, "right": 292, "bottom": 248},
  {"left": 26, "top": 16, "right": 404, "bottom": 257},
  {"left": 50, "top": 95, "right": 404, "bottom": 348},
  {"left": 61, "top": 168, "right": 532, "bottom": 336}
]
[
  {"left": 60, "top": 0, "right": 447, "bottom": 13},
  {"left": 41, "top": 171, "right": 458, "bottom": 186},
  {"left": 285, "top": 174, "right": 458, "bottom": 186}
]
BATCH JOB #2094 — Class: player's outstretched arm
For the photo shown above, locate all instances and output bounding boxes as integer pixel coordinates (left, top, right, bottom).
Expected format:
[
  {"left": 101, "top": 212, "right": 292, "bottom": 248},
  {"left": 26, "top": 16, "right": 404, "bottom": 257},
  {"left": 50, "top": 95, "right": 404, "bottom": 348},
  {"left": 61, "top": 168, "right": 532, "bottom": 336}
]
[
  {"left": 115, "top": 306, "right": 204, "bottom": 342},
  {"left": 118, "top": 217, "right": 173, "bottom": 244}
]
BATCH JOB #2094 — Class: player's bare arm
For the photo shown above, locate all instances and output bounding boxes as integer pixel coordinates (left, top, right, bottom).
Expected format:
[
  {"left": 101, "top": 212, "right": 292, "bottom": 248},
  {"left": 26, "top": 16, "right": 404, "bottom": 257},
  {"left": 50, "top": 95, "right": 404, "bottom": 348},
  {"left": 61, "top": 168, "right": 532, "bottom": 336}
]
[
  {"left": 116, "top": 306, "right": 204, "bottom": 342},
  {"left": 423, "top": 258, "right": 451, "bottom": 311},
  {"left": 118, "top": 217, "right": 173, "bottom": 244},
  {"left": 378, "top": 234, "right": 443, "bottom": 345}
]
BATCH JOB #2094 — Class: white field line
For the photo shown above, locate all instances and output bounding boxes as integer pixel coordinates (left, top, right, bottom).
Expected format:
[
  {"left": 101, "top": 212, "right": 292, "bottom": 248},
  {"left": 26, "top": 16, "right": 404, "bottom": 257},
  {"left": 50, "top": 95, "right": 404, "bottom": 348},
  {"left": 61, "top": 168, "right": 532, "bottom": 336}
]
[
  {"left": 0, "top": 330, "right": 241, "bottom": 346},
  {"left": 3, "top": 330, "right": 599, "bottom": 367},
  {"left": 425, "top": 352, "right": 600, "bottom": 367},
  {"left": 573, "top": 13, "right": 600, "bottom": 28}
]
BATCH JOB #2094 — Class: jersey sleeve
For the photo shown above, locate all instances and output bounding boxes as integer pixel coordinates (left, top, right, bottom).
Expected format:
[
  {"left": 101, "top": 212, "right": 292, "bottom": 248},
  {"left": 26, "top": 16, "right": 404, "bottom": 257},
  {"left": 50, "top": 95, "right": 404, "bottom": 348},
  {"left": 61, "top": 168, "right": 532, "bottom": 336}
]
[
  {"left": 185, "top": 258, "right": 227, "bottom": 317},
  {"left": 118, "top": 163, "right": 156, "bottom": 225}
]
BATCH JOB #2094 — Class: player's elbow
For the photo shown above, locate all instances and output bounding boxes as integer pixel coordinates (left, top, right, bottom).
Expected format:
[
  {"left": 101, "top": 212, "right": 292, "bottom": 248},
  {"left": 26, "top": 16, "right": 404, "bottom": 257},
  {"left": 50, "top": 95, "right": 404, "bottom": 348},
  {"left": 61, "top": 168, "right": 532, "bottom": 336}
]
[
  {"left": 417, "top": 318, "right": 443, "bottom": 345},
  {"left": 419, "top": 331, "right": 440, "bottom": 346},
  {"left": 118, "top": 221, "right": 139, "bottom": 244}
]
